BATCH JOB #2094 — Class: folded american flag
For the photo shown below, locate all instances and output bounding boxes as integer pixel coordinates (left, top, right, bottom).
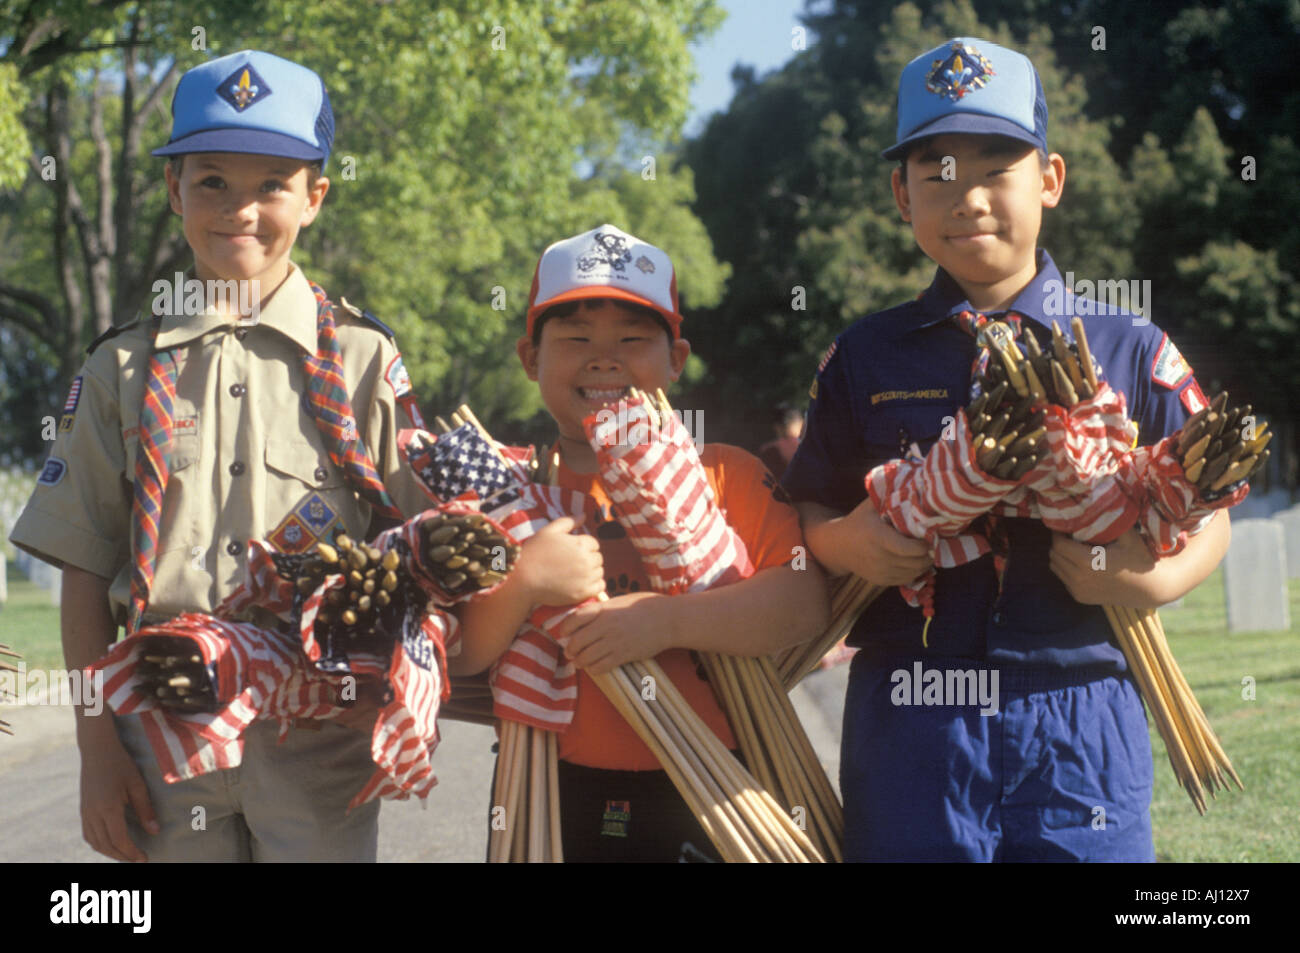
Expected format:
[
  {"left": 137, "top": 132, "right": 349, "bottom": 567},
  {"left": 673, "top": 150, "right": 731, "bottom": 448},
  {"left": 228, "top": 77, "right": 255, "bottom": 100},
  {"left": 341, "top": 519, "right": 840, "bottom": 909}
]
[
  {"left": 1125, "top": 434, "right": 1248, "bottom": 557},
  {"left": 91, "top": 614, "right": 303, "bottom": 783},
  {"left": 585, "top": 393, "right": 754, "bottom": 594}
]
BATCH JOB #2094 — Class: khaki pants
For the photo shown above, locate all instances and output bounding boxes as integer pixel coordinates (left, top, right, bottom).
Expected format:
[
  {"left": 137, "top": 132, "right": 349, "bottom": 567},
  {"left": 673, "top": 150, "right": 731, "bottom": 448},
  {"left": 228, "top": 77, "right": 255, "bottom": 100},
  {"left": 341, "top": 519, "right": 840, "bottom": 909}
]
[{"left": 115, "top": 714, "right": 379, "bottom": 862}]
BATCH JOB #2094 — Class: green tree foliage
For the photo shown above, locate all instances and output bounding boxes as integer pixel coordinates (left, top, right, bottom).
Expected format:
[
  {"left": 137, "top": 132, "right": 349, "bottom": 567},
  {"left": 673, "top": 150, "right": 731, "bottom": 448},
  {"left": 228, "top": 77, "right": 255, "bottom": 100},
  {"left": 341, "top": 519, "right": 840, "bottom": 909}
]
[
  {"left": 0, "top": 0, "right": 727, "bottom": 459},
  {"left": 684, "top": 0, "right": 1299, "bottom": 453}
]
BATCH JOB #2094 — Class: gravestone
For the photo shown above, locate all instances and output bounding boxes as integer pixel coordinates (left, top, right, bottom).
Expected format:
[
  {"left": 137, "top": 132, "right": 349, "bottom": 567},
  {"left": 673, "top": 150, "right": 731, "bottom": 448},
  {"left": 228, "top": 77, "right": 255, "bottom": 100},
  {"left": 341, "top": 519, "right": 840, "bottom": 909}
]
[
  {"left": 1276, "top": 507, "right": 1300, "bottom": 580},
  {"left": 47, "top": 567, "right": 62, "bottom": 607},
  {"left": 0, "top": 550, "right": 6, "bottom": 605},
  {"left": 1222, "top": 519, "right": 1290, "bottom": 633}
]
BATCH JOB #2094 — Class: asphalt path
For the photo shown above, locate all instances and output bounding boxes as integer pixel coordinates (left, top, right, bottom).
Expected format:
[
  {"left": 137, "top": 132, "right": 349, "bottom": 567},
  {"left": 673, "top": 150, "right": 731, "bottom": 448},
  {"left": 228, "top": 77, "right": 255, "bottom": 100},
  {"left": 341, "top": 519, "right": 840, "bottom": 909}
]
[{"left": 0, "top": 664, "right": 849, "bottom": 863}]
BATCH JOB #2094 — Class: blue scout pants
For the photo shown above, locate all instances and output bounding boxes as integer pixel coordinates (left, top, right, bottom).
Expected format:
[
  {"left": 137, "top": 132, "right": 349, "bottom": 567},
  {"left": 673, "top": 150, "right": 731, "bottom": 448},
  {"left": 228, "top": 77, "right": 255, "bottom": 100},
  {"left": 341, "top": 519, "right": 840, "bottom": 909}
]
[{"left": 841, "top": 653, "right": 1156, "bottom": 862}]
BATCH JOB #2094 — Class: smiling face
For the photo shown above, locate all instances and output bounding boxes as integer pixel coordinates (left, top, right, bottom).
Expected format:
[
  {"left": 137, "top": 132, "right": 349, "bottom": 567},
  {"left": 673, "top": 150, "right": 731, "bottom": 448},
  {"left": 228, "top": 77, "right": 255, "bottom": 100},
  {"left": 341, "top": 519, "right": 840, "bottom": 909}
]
[
  {"left": 517, "top": 300, "right": 691, "bottom": 469},
  {"left": 165, "top": 152, "right": 329, "bottom": 290},
  {"left": 892, "top": 133, "right": 1065, "bottom": 311}
]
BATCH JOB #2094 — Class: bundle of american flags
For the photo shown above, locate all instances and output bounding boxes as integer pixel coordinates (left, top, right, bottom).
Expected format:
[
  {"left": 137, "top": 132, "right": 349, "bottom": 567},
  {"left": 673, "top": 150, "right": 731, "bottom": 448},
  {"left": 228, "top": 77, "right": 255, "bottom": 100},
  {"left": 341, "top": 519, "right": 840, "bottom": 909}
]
[
  {"left": 584, "top": 390, "right": 754, "bottom": 593},
  {"left": 88, "top": 500, "right": 488, "bottom": 808},
  {"left": 856, "top": 318, "right": 1265, "bottom": 808}
]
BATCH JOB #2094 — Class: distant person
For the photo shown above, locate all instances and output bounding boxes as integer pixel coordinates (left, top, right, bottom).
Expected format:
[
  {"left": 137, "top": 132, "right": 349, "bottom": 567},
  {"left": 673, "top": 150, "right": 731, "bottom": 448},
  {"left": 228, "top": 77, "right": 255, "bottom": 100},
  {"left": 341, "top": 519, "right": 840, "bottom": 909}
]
[{"left": 758, "top": 405, "right": 804, "bottom": 477}]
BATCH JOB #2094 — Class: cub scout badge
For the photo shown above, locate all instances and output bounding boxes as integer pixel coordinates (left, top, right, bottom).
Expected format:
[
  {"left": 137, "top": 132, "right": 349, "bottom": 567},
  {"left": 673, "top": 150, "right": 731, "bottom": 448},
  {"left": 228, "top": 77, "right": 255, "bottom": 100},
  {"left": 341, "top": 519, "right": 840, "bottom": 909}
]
[
  {"left": 1151, "top": 333, "right": 1193, "bottom": 390},
  {"left": 60, "top": 377, "right": 82, "bottom": 432},
  {"left": 601, "top": 800, "right": 631, "bottom": 838},
  {"left": 926, "top": 41, "right": 995, "bottom": 101},
  {"left": 270, "top": 493, "right": 339, "bottom": 553},
  {"left": 217, "top": 64, "right": 270, "bottom": 112}
]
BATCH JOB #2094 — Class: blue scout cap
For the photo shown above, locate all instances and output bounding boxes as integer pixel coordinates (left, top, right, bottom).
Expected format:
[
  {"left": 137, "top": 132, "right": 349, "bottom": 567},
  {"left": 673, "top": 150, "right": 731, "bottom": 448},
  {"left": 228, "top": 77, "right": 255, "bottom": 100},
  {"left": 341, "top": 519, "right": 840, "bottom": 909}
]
[
  {"left": 152, "top": 50, "right": 334, "bottom": 166},
  {"left": 882, "top": 38, "right": 1047, "bottom": 161}
]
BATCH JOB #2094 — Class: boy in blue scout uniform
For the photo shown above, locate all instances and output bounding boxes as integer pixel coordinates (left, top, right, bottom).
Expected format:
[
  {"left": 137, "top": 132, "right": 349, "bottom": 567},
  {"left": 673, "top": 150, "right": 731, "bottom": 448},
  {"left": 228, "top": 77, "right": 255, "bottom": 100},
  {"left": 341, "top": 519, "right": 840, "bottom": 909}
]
[
  {"left": 10, "top": 51, "right": 431, "bottom": 862},
  {"left": 785, "top": 38, "right": 1230, "bottom": 861}
]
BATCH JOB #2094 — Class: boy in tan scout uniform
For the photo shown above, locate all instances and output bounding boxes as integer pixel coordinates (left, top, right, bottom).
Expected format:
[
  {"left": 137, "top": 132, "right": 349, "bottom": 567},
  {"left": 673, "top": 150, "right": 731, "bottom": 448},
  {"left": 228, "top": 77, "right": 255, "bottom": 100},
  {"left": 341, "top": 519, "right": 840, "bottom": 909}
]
[{"left": 10, "top": 50, "right": 430, "bottom": 862}]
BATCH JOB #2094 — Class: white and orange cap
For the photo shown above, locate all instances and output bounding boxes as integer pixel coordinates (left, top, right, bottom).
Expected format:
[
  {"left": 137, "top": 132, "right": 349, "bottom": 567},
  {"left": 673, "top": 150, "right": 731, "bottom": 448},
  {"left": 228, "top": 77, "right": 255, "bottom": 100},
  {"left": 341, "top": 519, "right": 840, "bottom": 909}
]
[{"left": 526, "top": 224, "right": 682, "bottom": 338}]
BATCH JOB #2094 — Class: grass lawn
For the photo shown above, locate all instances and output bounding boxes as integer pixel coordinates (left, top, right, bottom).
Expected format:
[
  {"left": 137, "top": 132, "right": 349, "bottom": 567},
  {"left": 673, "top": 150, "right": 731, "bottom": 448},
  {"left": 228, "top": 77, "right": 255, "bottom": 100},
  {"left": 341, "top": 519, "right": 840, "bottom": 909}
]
[
  {"left": 1148, "top": 568, "right": 1300, "bottom": 861},
  {"left": 2, "top": 551, "right": 1297, "bottom": 861}
]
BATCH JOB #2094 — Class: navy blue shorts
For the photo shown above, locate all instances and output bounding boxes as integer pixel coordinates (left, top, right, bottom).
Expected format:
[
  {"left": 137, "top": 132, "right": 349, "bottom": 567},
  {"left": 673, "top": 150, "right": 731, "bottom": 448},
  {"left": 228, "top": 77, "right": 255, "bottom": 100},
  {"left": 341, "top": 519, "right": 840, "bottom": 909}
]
[{"left": 840, "top": 653, "right": 1155, "bottom": 862}]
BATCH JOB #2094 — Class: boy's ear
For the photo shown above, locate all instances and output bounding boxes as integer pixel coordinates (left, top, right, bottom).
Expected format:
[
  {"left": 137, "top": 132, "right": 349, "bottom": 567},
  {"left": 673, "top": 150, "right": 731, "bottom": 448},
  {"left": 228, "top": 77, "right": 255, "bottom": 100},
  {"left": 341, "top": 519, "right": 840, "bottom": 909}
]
[
  {"left": 300, "top": 175, "right": 330, "bottom": 226},
  {"left": 891, "top": 166, "right": 912, "bottom": 223},
  {"left": 1040, "top": 153, "right": 1066, "bottom": 209},
  {"left": 165, "top": 161, "right": 184, "bottom": 216},
  {"left": 669, "top": 337, "right": 691, "bottom": 380},
  {"left": 516, "top": 335, "right": 540, "bottom": 381}
]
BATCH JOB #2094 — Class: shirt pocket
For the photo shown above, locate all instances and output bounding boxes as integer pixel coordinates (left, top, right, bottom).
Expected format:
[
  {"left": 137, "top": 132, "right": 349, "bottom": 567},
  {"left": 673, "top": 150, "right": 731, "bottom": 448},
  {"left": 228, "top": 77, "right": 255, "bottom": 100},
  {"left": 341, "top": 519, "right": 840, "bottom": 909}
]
[
  {"left": 122, "top": 413, "right": 201, "bottom": 476},
  {"left": 263, "top": 440, "right": 360, "bottom": 538},
  {"left": 861, "top": 403, "right": 951, "bottom": 470}
]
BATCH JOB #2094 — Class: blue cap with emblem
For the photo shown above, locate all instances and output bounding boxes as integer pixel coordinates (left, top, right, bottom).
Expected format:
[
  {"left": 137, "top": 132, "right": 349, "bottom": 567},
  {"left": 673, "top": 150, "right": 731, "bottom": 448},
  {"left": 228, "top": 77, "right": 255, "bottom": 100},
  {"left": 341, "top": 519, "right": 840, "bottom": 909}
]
[
  {"left": 152, "top": 50, "right": 334, "bottom": 166},
  {"left": 882, "top": 37, "right": 1047, "bottom": 161}
]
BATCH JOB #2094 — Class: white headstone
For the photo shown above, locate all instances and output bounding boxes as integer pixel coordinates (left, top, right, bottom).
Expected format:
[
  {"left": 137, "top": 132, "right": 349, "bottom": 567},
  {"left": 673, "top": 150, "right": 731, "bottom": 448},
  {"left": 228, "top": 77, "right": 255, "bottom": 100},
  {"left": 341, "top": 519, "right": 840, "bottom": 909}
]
[
  {"left": 0, "top": 550, "right": 6, "bottom": 604},
  {"left": 1277, "top": 507, "right": 1300, "bottom": 581},
  {"left": 48, "top": 567, "right": 62, "bottom": 607},
  {"left": 1223, "top": 519, "right": 1290, "bottom": 633}
]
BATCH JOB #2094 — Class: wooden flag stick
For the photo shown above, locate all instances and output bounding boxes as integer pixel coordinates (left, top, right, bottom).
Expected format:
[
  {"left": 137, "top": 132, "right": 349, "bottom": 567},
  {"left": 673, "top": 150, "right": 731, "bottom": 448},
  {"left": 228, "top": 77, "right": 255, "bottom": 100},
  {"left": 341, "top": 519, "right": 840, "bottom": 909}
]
[
  {"left": 600, "top": 664, "right": 753, "bottom": 862},
  {"left": 546, "top": 729, "right": 563, "bottom": 862},
  {"left": 528, "top": 726, "right": 546, "bottom": 862}
]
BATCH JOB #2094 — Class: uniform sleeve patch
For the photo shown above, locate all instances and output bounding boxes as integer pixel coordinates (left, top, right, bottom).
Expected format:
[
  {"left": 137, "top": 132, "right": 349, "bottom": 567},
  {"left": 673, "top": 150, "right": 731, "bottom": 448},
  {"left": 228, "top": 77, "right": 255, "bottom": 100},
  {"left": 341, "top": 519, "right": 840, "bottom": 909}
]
[
  {"left": 1151, "top": 333, "right": 1193, "bottom": 390},
  {"left": 1180, "top": 377, "right": 1208, "bottom": 415},
  {"left": 385, "top": 354, "right": 413, "bottom": 398},
  {"left": 37, "top": 457, "right": 66, "bottom": 486},
  {"left": 817, "top": 341, "right": 838, "bottom": 374},
  {"left": 60, "top": 376, "right": 82, "bottom": 432}
]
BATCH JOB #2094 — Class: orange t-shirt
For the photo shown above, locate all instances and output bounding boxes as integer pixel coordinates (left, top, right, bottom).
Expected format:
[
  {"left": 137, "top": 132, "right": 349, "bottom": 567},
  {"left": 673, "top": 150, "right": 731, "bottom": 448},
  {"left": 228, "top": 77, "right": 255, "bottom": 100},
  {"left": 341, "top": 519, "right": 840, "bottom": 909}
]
[{"left": 554, "top": 442, "right": 805, "bottom": 771}]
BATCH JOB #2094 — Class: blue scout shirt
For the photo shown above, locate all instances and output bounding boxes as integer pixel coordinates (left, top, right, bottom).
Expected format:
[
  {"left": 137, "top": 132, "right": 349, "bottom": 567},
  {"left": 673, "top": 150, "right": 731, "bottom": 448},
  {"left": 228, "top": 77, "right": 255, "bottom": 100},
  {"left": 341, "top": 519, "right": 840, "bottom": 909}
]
[{"left": 784, "top": 250, "right": 1204, "bottom": 675}]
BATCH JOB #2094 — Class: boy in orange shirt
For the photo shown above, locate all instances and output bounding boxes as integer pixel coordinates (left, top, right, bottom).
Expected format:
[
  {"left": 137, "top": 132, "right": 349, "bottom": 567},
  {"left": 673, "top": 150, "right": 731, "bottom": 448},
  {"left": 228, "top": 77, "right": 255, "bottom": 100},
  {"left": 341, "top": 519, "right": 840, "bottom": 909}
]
[{"left": 454, "top": 224, "right": 828, "bottom": 861}]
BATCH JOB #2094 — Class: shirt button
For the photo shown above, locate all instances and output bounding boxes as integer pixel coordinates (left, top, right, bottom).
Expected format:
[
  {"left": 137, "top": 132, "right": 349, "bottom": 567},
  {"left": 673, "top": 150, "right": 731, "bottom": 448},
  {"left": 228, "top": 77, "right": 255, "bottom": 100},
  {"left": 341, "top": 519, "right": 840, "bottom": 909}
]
[
  {"left": 235, "top": 328, "right": 249, "bottom": 341},
  {"left": 229, "top": 383, "right": 246, "bottom": 397},
  {"left": 229, "top": 461, "right": 246, "bottom": 476},
  {"left": 226, "top": 540, "right": 242, "bottom": 556},
  {"left": 314, "top": 465, "right": 329, "bottom": 482}
]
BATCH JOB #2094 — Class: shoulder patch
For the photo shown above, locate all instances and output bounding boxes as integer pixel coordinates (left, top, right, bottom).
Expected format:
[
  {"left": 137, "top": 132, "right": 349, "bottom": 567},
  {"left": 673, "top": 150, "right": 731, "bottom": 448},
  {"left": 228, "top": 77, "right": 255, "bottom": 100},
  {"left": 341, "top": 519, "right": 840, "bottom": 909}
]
[
  {"left": 338, "top": 296, "right": 395, "bottom": 339},
  {"left": 37, "top": 457, "right": 66, "bottom": 486},
  {"left": 817, "top": 341, "right": 838, "bottom": 374},
  {"left": 60, "top": 376, "right": 82, "bottom": 432},
  {"left": 385, "top": 354, "right": 413, "bottom": 398},
  {"left": 1151, "top": 333, "right": 1192, "bottom": 390},
  {"left": 86, "top": 318, "right": 143, "bottom": 355},
  {"left": 1180, "top": 378, "right": 1208, "bottom": 415}
]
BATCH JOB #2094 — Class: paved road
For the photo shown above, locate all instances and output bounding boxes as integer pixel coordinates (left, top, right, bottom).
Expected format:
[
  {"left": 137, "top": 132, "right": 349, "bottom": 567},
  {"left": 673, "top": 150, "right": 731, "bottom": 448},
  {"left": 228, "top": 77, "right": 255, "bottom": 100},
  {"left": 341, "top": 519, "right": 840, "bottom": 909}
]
[{"left": 0, "top": 665, "right": 848, "bottom": 863}]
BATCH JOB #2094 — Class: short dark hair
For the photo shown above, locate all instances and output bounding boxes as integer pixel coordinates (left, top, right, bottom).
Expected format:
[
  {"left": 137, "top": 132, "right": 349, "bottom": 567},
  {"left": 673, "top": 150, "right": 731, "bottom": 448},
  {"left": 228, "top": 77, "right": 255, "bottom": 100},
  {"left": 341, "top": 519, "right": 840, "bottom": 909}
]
[
  {"left": 531, "top": 297, "right": 674, "bottom": 346},
  {"left": 897, "top": 136, "right": 1049, "bottom": 183},
  {"left": 166, "top": 154, "right": 323, "bottom": 188}
]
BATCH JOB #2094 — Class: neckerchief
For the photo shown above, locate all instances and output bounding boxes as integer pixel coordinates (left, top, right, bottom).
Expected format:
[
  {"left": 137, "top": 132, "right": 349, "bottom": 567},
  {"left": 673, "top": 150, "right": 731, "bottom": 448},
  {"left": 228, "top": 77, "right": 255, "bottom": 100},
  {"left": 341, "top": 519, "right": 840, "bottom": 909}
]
[{"left": 128, "top": 282, "right": 401, "bottom": 632}]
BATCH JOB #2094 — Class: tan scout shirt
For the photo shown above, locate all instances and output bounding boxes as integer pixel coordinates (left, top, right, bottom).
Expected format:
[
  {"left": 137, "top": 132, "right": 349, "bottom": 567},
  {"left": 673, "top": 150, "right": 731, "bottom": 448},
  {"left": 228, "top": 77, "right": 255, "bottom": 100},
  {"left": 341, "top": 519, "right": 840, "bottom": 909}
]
[{"left": 10, "top": 266, "right": 432, "bottom": 627}]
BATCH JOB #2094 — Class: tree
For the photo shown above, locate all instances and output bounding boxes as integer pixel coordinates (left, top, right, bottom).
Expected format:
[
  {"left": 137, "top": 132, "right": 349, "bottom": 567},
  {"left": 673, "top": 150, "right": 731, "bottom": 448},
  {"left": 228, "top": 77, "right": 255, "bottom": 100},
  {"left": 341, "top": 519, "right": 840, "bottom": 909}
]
[{"left": 0, "top": 0, "right": 727, "bottom": 459}]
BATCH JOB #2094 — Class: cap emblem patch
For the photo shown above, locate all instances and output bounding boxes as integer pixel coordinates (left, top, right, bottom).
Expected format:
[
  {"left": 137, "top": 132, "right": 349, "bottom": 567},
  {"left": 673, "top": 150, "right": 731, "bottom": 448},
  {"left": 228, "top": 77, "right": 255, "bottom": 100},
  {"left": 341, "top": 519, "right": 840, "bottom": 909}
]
[
  {"left": 577, "top": 231, "right": 632, "bottom": 274},
  {"left": 218, "top": 64, "right": 271, "bottom": 112},
  {"left": 926, "top": 41, "right": 995, "bottom": 101}
]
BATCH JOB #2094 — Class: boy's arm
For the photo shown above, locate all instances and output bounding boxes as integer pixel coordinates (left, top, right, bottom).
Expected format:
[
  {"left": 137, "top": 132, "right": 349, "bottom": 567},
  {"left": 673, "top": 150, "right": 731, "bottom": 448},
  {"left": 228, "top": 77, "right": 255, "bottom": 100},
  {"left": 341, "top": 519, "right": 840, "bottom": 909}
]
[
  {"left": 557, "top": 561, "right": 828, "bottom": 675},
  {"left": 450, "top": 517, "right": 605, "bottom": 675},
  {"left": 797, "top": 500, "right": 933, "bottom": 585},
  {"left": 1048, "top": 509, "right": 1230, "bottom": 609},
  {"left": 62, "top": 567, "right": 159, "bottom": 863}
]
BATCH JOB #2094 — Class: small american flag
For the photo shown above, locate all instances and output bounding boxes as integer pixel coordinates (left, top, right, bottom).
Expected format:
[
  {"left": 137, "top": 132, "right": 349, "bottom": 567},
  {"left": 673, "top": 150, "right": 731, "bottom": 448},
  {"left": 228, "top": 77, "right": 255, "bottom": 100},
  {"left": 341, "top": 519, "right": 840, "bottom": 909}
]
[{"left": 415, "top": 424, "right": 517, "bottom": 501}]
